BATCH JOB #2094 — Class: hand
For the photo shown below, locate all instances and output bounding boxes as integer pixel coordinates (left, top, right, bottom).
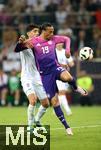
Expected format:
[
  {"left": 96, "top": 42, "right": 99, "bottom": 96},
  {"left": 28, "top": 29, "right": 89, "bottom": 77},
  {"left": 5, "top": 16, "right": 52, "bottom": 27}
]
[
  {"left": 66, "top": 64, "right": 70, "bottom": 71},
  {"left": 65, "top": 51, "right": 71, "bottom": 58},
  {"left": 19, "top": 35, "right": 26, "bottom": 43},
  {"left": 60, "top": 64, "right": 70, "bottom": 71}
]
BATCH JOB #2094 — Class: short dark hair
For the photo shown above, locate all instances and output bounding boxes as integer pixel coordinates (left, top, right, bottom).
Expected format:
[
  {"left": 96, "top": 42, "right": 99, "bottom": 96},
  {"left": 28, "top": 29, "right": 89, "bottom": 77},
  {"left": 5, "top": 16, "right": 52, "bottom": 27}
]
[
  {"left": 41, "top": 22, "right": 53, "bottom": 31},
  {"left": 26, "top": 24, "right": 39, "bottom": 32}
]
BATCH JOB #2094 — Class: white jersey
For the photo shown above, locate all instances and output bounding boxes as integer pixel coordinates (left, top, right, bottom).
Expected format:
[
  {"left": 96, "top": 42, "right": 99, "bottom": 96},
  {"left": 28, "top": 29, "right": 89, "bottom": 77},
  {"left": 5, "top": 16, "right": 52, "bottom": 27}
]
[
  {"left": 56, "top": 48, "right": 73, "bottom": 91},
  {"left": 20, "top": 49, "right": 42, "bottom": 83},
  {"left": 19, "top": 49, "right": 47, "bottom": 99},
  {"left": 0, "top": 73, "right": 8, "bottom": 87},
  {"left": 55, "top": 48, "right": 73, "bottom": 65}
]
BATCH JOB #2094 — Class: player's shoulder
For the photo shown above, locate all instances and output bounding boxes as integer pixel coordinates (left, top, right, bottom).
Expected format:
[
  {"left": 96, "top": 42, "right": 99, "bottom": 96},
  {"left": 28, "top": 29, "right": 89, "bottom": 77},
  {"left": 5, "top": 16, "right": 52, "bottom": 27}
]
[
  {"left": 52, "top": 35, "right": 60, "bottom": 39},
  {"left": 52, "top": 35, "right": 70, "bottom": 41},
  {"left": 30, "top": 36, "right": 39, "bottom": 44},
  {"left": 51, "top": 35, "right": 60, "bottom": 42},
  {"left": 52, "top": 35, "right": 70, "bottom": 40},
  {"left": 32, "top": 36, "right": 42, "bottom": 44}
]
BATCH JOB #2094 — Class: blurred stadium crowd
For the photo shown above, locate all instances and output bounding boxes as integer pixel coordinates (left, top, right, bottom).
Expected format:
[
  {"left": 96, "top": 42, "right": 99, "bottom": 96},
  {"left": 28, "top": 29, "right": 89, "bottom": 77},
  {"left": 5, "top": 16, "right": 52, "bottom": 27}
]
[{"left": 0, "top": 0, "right": 101, "bottom": 106}]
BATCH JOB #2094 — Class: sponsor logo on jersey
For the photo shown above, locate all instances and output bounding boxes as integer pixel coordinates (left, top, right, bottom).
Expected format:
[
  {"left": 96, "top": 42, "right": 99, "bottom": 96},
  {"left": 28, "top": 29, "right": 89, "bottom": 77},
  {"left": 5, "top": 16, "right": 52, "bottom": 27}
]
[{"left": 36, "top": 43, "right": 41, "bottom": 47}]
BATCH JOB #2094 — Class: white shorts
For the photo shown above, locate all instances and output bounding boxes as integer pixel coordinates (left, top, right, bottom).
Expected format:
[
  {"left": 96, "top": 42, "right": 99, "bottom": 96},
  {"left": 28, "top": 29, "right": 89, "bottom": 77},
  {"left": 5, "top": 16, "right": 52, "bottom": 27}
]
[
  {"left": 21, "top": 79, "right": 47, "bottom": 100},
  {"left": 56, "top": 80, "right": 70, "bottom": 91}
]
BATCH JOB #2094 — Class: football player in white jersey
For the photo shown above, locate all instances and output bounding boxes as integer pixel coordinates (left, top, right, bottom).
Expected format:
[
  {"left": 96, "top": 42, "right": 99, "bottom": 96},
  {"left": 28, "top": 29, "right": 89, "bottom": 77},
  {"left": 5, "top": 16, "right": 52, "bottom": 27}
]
[
  {"left": 56, "top": 43, "right": 74, "bottom": 116},
  {"left": 15, "top": 24, "right": 49, "bottom": 128}
]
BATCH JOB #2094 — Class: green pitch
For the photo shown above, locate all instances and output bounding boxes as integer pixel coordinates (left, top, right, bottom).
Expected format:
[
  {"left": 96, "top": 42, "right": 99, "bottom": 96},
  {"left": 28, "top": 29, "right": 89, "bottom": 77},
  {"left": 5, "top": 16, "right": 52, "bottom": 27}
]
[{"left": 0, "top": 106, "right": 101, "bottom": 150}]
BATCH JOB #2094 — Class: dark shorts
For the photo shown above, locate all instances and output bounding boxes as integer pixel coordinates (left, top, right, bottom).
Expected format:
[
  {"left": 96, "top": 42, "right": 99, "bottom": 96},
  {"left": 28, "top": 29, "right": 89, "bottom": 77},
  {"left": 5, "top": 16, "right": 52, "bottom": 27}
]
[
  {"left": 41, "top": 66, "right": 65, "bottom": 100},
  {"left": 0, "top": 85, "right": 8, "bottom": 91}
]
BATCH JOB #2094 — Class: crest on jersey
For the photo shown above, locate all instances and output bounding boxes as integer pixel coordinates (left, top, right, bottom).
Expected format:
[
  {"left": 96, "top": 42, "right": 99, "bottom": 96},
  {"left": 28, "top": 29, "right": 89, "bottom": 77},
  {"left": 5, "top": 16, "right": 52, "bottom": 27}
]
[
  {"left": 48, "top": 41, "right": 52, "bottom": 45},
  {"left": 36, "top": 43, "right": 41, "bottom": 47}
]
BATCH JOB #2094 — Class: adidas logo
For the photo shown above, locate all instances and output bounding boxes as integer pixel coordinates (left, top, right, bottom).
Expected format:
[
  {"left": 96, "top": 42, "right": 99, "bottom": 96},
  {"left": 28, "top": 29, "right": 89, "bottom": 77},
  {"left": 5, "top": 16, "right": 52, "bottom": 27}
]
[{"left": 36, "top": 43, "right": 41, "bottom": 46}]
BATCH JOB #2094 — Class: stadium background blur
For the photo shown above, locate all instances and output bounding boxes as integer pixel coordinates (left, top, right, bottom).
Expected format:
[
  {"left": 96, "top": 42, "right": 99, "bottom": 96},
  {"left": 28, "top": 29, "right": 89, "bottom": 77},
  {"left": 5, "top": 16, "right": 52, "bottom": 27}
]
[{"left": 0, "top": 0, "right": 101, "bottom": 106}]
